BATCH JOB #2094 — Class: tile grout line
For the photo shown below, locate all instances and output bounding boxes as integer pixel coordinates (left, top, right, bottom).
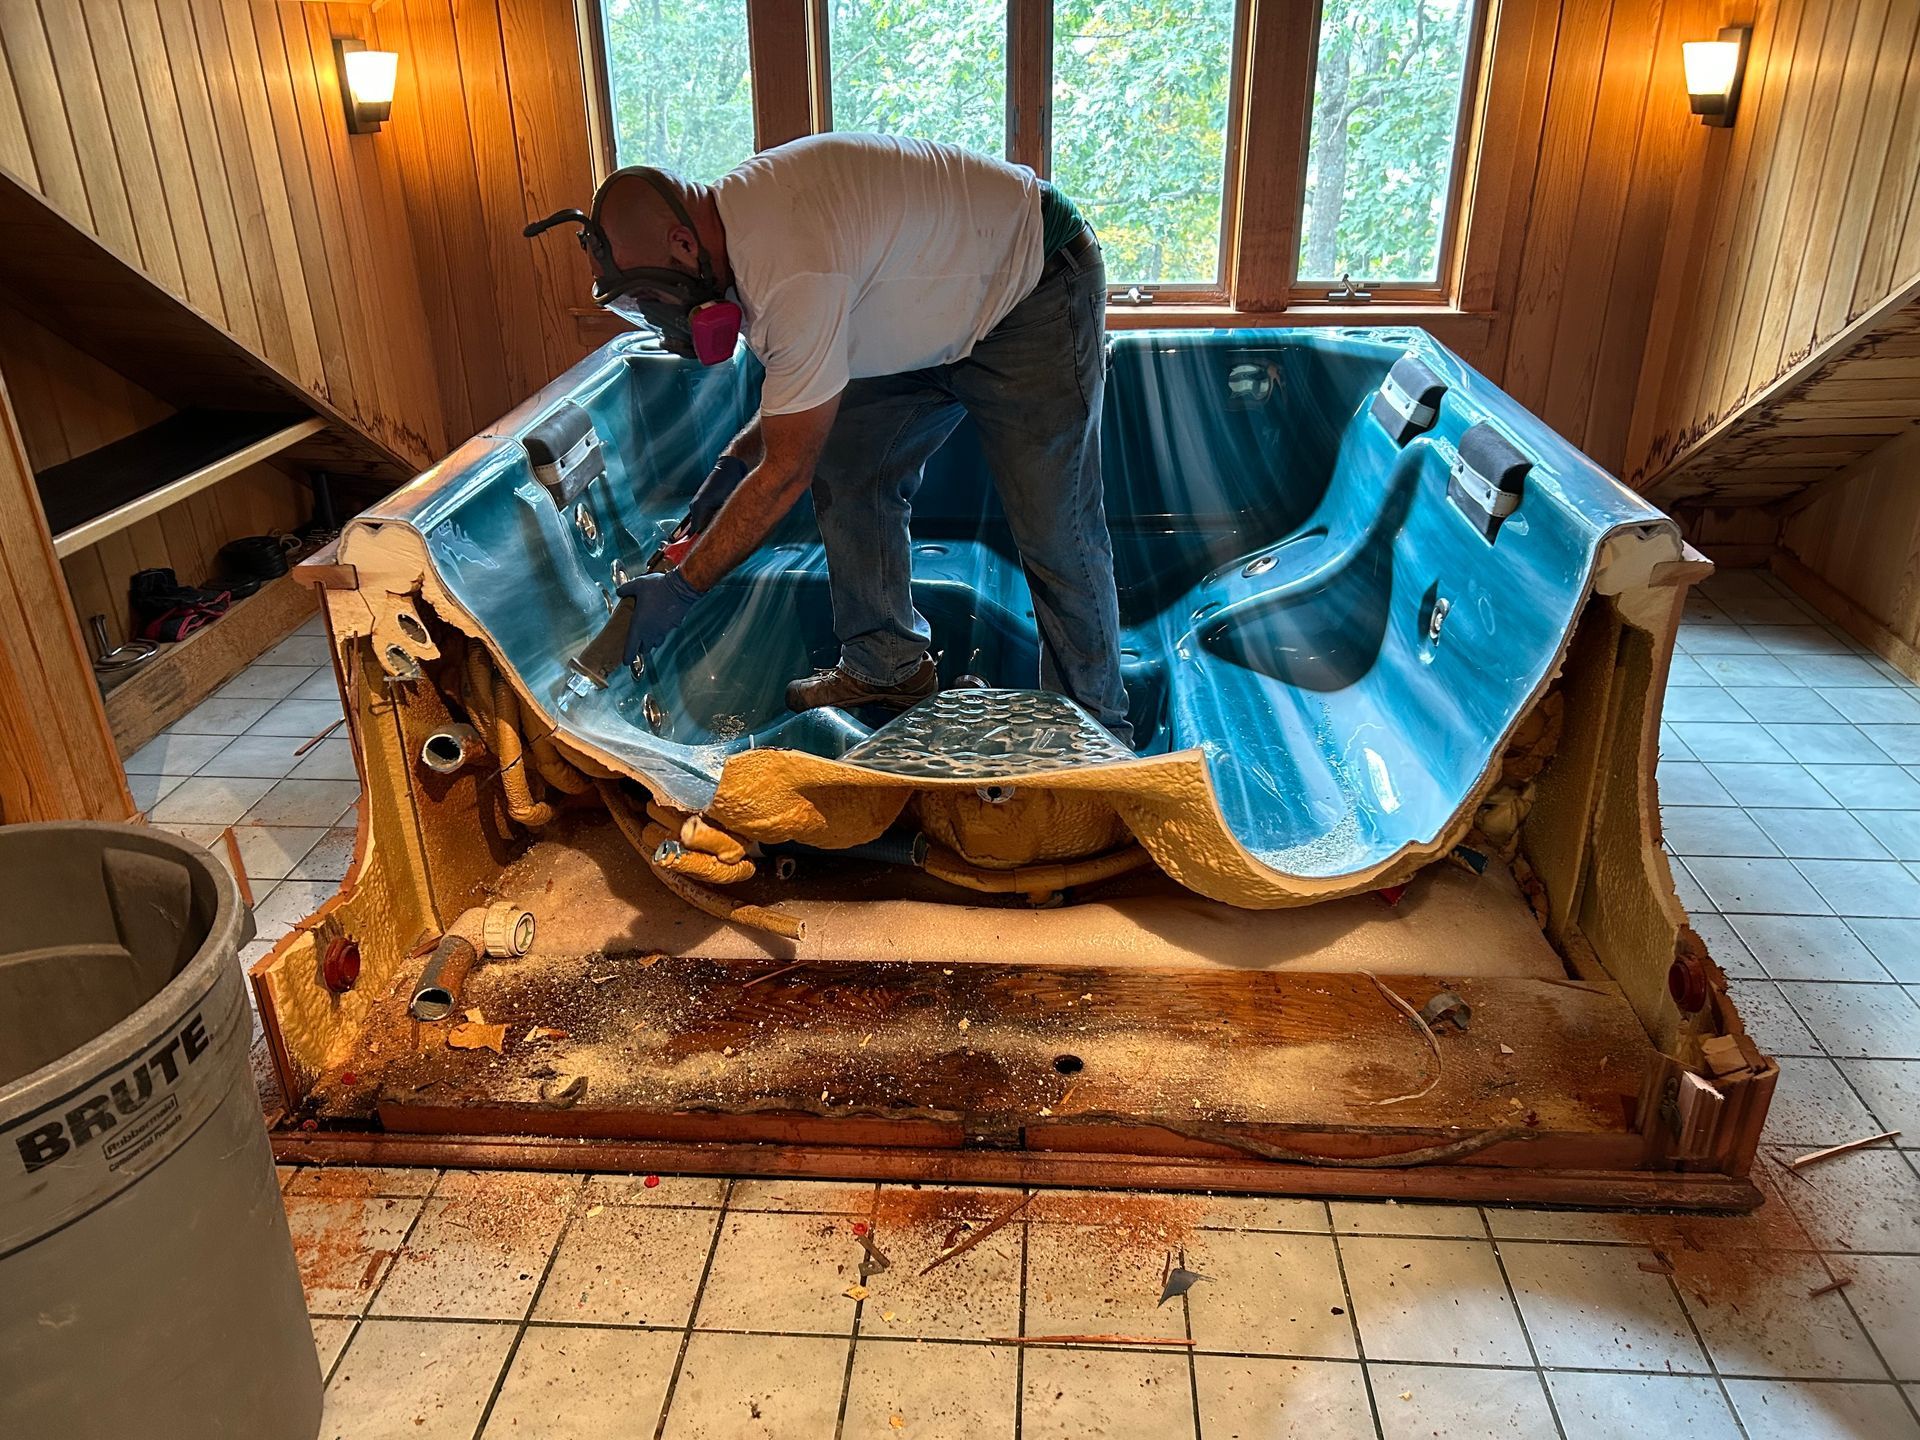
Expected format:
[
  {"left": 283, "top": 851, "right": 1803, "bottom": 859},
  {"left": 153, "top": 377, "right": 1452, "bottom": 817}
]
[
  {"left": 1657, "top": 1261, "right": 1753, "bottom": 1440},
  {"left": 1477, "top": 1211, "right": 1568, "bottom": 1440},
  {"left": 1817, "top": 1251, "right": 1920, "bottom": 1432},
  {"left": 1326, "top": 1222, "right": 1386, "bottom": 1440},
  {"left": 1012, "top": 1195, "right": 1028, "bottom": 1440},
  {"left": 829, "top": 1186, "right": 880, "bottom": 1440},
  {"left": 353, "top": 1166, "right": 448, "bottom": 1320},
  {"left": 651, "top": 1179, "right": 735, "bottom": 1440},
  {"left": 1179, "top": 1241, "right": 1202, "bottom": 1440},
  {"left": 467, "top": 1175, "right": 587, "bottom": 1439}
]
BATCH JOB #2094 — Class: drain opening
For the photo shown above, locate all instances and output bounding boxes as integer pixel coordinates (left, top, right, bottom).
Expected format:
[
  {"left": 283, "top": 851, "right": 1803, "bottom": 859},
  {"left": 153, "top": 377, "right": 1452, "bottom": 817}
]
[{"left": 1053, "top": 1054, "right": 1084, "bottom": 1076}]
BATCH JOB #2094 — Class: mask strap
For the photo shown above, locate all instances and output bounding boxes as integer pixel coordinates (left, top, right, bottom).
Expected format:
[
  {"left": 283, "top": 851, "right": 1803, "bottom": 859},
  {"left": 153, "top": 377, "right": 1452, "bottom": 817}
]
[{"left": 590, "top": 167, "right": 722, "bottom": 290}]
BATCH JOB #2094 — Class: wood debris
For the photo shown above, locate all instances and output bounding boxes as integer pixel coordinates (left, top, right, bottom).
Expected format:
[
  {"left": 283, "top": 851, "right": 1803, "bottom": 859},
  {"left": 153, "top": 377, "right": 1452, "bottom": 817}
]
[
  {"left": 538, "top": 1075, "right": 588, "bottom": 1108},
  {"left": 448, "top": 1022, "right": 508, "bottom": 1052},
  {"left": 1636, "top": 1250, "right": 1674, "bottom": 1276},
  {"left": 1788, "top": 1130, "right": 1900, "bottom": 1170},
  {"left": 1362, "top": 971, "right": 1443, "bottom": 1107},
  {"left": 920, "top": 1193, "right": 1030, "bottom": 1275},
  {"left": 524, "top": 1025, "right": 569, "bottom": 1044},
  {"left": 1808, "top": 1276, "right": 1852, "bottom": 1298}
]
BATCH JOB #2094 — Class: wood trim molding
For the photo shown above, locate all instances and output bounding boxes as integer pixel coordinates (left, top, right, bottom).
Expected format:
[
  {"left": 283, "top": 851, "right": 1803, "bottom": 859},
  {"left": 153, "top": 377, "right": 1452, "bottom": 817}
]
[
  {"left": 746, "top": 0, "right": 816, "bottom": 150},
  {"left": 51, "top": 417, "right": 325, "bottom": 557},
  {"left": 1228, "top": 0, "right": 1319, "bottom": 311},
  {"left": 1007, "top": 0, "right": 1052, "bottom": 175},
  {"left": 1772, "top": 547, "right": 1920, "bottom": 685},
  {"left": 0, "top": 372, "right": 132, "bottom": 822}
]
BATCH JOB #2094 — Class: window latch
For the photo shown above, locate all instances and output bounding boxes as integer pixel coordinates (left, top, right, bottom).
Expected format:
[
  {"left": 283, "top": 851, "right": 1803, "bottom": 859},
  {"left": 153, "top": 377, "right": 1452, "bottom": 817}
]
[
  {"left": 1326, "top": 273, "right": 1373, "bottom": 303},
  {"left": 1111, "top": 285, "right": 1156, "bottom": 306}
]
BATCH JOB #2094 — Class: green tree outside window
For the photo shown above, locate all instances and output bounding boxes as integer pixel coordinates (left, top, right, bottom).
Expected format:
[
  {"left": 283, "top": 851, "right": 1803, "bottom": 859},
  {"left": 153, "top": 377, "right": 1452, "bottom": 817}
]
[
  {"left": 602, "top": 0, "right": 758, "bottom": 179},
  {"left": 1299, "top": 0, "right": 1476, "bottom": 285}
]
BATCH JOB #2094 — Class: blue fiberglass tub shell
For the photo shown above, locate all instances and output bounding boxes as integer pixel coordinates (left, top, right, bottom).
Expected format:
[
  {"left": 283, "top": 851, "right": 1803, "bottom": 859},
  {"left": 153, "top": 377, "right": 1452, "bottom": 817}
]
[{"left": 340, "top": 327, "right": 1680, "bottom": 906}]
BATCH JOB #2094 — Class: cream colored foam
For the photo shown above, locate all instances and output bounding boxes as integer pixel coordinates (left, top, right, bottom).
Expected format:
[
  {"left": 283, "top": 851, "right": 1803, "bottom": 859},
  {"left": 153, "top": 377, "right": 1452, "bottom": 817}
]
[{"left": 497, "top": 818, "right": 1566, "bottom": 979}]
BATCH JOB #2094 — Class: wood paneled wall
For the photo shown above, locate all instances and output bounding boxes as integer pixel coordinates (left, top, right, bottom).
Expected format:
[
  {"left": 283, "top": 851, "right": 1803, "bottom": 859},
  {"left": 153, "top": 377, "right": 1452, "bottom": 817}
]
[
  {"left": 369, "top": 0, "right": 598, "bottom": 445},
  {"left": 1779, "top": 425, "right": 1920, "bottom": 676},
  {"left": 0, "top": 302, "right": 310, "bottom": 649},
  {"left": 1628, "top": 0, "right": 1920, "bottom": 489},
  {"left": 0, "top": 376, "right": 133, "bottom": 823},
  {"left": 0, "top": 0, "right": 447, "bottom": 467},
  {"left": 1490, "top": 0, "right": 1725, "bottom": 475}
]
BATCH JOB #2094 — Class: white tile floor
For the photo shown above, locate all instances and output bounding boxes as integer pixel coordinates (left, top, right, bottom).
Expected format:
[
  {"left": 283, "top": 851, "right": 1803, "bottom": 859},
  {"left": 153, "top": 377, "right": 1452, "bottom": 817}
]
[{"left": 148, "top": 575, "right": 1920, "bottom": 1437}]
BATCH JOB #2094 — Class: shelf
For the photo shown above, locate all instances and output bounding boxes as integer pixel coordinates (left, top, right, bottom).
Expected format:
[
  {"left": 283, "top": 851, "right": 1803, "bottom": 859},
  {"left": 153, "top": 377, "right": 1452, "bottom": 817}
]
[
  {"left": 0, "top": 164, "right": 411, "bottom": 487},
  {"left": 39, "top": 410, "right": 325, "bottom": 557}
]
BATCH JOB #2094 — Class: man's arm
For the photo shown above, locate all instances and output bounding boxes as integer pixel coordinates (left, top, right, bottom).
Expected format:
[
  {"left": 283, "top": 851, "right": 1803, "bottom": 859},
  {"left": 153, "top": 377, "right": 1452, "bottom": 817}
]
[
  {"left": 678, "top": 395, "right": 840, "bottom": 593},
  {"left": 721, "top": 414, "right": 765, "bottom": 468}
]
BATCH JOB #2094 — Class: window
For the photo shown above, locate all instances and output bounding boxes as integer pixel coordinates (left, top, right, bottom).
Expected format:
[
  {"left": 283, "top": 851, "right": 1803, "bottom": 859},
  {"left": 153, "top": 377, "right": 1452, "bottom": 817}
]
[
  {"left": 826, "top": 0, "right": 1008, "bottom": 158},
  {"left": 598, "top": 0, "right": 757, "bottom": 178},
  {"left": 581, "top": 0, "right": 1492, "bottom": 311},
  {"left": 1051, "top": 0, "right": 1239, "bottom": 288},
  {"left": 1296, "top": 0, "right": 1479, "bottom": 288}
]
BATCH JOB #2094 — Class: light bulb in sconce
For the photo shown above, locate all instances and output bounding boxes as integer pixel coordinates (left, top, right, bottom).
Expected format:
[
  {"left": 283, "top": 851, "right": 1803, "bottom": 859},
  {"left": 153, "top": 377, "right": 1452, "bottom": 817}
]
[
  {"left": 335, "top": 39, "right": 398, "bottom": 134},
  {"left": 1684, "top": 27, "right": 1750, "bottom": 128}
]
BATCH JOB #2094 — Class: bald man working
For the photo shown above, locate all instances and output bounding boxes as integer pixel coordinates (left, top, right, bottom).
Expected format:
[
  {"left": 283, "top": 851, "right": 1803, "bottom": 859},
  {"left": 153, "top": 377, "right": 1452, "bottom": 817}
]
[{"left": 543, "top": 133, "right": 1131, "bottom": 745}]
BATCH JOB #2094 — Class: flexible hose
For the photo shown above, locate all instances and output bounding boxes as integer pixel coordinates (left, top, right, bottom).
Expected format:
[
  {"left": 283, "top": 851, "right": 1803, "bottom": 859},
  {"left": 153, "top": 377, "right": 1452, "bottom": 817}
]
[
  {"left": 922, "top": 843, "right": 1153, "bottom": 898},
  {"left": 600, "top": 782, "right": 804, "bottom": 940},
  {"left": 636, "top": 818, "right": 755, "bottom": 885},
  {"left": 462, "top": 648, "right": 556, "bottom": 828},
  {"left": 647, "top": 800, "right": 749, "bottom": 865},
  {"left": 516, "top": 692, "right": 594, "bottom": 796}
]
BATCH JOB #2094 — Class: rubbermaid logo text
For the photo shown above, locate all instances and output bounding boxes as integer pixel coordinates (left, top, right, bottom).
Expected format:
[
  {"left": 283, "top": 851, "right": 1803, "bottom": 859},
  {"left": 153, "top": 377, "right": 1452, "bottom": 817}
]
[{"left": 14, "top": 1014, "right": 211, "bottom": 1175}]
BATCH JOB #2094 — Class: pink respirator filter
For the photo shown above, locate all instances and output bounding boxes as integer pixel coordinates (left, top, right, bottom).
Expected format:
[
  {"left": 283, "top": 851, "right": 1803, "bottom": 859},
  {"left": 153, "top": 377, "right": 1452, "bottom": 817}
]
[{"left": 689, "top": 300, "right": 742, "bottom": 366}]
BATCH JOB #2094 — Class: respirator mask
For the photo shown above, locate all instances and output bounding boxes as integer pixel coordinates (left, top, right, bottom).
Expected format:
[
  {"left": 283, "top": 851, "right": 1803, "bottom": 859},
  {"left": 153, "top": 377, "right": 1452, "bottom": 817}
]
[{"left": 524, "top": 169, "right": 743, "bottom": 366}]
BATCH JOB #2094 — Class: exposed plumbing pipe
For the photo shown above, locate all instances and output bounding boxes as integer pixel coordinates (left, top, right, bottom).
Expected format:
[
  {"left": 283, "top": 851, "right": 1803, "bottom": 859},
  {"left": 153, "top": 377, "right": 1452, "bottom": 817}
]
[
  {"left": 765, "top": 832, "right": 931, "bottom": 868},
  {"left": 515, "top": 691, "right": 594, "bottom": 796},
  {"left": 420, "top": 723, "right": 483, "bottom": 774},
  {"left": 921, "top": 843, "right": 1154, "bottom": 902},
  {"left": 464, "top": 647, "right": 557, "bottom": 827},
  {"left": 410, "top": 901, "right": 537, "bottom": 1020},
  {"left": 600, "top": 782, "right": 805, "bottom": 941}
]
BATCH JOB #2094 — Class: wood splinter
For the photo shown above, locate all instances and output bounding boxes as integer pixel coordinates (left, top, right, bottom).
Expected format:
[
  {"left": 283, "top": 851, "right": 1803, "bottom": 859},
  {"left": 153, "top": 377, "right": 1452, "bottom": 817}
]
[
  {"left": 1807, "top": 1276, "right": 1852, "bottom": 1298},
  {"left": 1787, "top": 1130, "right": 1901, "bottom": 1170},
  {"left": 919, "top": 1193, "right": 1031, "bottom": 1275}
]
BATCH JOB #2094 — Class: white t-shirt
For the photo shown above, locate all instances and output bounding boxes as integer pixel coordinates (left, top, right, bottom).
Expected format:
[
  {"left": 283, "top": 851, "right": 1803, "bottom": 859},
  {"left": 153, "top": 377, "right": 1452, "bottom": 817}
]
[{"left": 713, "top": 134, "right": 1044, "bottom": 416}]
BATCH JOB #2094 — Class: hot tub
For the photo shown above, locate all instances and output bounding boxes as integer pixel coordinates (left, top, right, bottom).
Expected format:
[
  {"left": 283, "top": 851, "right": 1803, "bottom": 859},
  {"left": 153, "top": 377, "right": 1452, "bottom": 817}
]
[
  {"left": 258, "top": 327, "right": 1776, "bottom": 1209},
  {"left": 343, "top": 327, "right": 1682, "bottom": 905}
]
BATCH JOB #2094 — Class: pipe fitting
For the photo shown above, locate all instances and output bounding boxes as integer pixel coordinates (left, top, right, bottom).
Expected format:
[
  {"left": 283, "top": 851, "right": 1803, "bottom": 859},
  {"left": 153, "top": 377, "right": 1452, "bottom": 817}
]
[
  {"left": 409, "top": 902, "right": 536, "bottom": 1020},
  {"left": 420, "top": 723, "right": 484, "bottom": 774}
]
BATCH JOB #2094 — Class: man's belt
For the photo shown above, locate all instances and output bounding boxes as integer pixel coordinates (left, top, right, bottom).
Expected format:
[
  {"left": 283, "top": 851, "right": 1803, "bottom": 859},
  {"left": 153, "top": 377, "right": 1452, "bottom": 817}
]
[{"left": 1040, "top": 226, "right": 1099, "bottom": 283}]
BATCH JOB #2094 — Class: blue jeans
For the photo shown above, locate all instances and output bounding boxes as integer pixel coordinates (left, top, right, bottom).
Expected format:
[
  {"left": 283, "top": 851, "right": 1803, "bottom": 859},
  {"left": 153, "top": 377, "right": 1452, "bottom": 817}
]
[{"left": 808, "top": 239, "right": 1133, "bottom": 746}]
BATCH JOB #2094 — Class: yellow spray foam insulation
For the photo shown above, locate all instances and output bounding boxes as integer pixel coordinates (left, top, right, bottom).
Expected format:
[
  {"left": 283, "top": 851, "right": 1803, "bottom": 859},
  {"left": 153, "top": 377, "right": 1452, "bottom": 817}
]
[{"left": 704, "top": 747, "right": 1460, "bottom": 909}]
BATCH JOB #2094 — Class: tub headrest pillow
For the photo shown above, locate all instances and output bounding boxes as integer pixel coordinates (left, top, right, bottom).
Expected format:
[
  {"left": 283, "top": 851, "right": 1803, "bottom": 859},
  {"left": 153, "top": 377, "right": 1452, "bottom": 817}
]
[
  {"left": 523, "top": 401, "right": 606, "bottom": 510},
  {"left": 1448, "top": 422, "right": 1532, "bottom": 541},
  {"left": 1369, "top": 353, "right": 1447, "bottom": 445}
]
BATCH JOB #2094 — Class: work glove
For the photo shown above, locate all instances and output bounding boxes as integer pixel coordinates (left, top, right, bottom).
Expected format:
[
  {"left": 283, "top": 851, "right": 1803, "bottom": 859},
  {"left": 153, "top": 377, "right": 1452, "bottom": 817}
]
[
  {"left": 617, "top": 569, "right": 703, "bottom": 666},
  {"left": 673, "top": 454, "right": 750, "bottom": 540}
]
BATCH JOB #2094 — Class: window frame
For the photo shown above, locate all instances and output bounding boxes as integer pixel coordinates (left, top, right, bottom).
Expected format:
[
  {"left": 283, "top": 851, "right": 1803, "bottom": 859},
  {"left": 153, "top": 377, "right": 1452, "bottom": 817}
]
[
  {"left": 1284, "top": 0, "right": 1493, "bottom": 306},
  {"left": 575, "top": 0, "right": 1502, "bottom": 326}
]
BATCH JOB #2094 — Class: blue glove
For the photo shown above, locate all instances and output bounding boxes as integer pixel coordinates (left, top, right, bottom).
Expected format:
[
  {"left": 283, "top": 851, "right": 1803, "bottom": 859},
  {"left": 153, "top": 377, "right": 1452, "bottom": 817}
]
[
  {"left": 617, "top": 569, "right": 702, "bottom": 665},
  {"left": 674, "top": 455, "right": 749, "bottom": 539}
]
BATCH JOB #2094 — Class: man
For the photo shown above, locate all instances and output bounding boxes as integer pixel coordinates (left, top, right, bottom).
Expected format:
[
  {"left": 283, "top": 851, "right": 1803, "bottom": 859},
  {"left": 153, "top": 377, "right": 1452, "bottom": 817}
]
[{"left": 548, "top": 133, "right": 1131, "bottom": 746}]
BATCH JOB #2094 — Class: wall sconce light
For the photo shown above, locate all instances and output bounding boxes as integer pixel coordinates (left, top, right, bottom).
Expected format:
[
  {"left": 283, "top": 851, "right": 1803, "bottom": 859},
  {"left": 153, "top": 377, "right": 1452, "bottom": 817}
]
[
  {"left": 334, "top": 38, "right": 398, "bottom": 135},
  {"left": 1684, "top": 26, "right": 1750, "bottom": 128}
]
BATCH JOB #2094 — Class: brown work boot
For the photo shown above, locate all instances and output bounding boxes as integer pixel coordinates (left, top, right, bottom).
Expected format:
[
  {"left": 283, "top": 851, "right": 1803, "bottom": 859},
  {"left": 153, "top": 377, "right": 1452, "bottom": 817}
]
[{"left": 785, "top": 658, "right": 938, "bottom": 713}]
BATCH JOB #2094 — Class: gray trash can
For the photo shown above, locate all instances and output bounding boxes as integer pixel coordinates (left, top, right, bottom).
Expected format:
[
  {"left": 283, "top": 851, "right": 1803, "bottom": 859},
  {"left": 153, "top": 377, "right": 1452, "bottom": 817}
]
[{"left": 0, "top": 822, "right": 322, "bottom": 1440}]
